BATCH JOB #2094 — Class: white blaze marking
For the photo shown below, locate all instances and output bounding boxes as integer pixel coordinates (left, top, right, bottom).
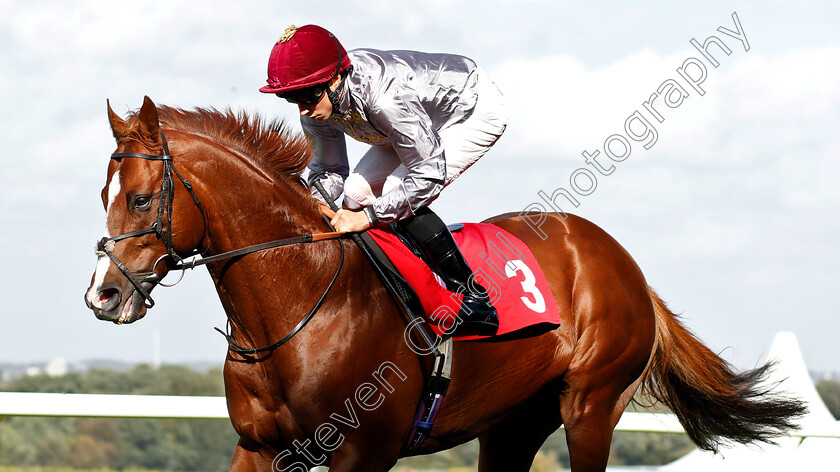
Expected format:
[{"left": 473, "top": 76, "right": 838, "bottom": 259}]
[
  {"left": 87, "top": 170, "right": 121, "bottom": 307},
  {"left": 105, "top": 170, "right": 121, "bottom": 213}
]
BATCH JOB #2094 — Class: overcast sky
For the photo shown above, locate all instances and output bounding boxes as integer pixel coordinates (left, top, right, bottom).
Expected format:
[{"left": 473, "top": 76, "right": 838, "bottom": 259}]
[{"left": 1, "top": 0, "right": 838, "bottom": 373}]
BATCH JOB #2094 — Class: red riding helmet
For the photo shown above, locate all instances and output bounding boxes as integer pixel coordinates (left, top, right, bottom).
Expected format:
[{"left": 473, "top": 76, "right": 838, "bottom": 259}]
[{"left": 259, "top": 24, "right": 352, "bottom": 94}]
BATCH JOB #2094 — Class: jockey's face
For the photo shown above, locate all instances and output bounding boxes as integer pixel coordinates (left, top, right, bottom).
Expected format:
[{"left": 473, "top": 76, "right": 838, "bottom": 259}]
[{"left": 298, "top": 75, "right": 341, "bottom": 121}]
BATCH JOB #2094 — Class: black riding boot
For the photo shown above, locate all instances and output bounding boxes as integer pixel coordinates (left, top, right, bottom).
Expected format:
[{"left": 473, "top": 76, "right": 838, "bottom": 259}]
[{"left": 398, "top": 207, "right": 499, "bottom": 336}]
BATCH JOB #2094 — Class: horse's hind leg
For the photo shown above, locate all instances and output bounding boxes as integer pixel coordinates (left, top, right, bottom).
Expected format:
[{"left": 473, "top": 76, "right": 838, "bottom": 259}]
[
  {"left": 560, "top": 381, "right": 644, "bottom": 472},
  {"left": 559, "top": 308, "right": 654, "bottom": 471},
  {"left": 477, "top": 384, "right": 562, "bottom": 472},
  {"left": 560, "top": 350, "right": 650, "bottom": 472}
]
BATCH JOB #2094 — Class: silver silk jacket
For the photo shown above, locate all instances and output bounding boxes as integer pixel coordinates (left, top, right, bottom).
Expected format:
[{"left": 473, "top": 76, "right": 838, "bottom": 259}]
[{"left": 302, "top": 48, "right": 480, "bottom": 223}]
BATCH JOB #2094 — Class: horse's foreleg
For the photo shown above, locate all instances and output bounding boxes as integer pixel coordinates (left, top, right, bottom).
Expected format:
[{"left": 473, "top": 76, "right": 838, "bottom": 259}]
[
  {"left": 325, "top": 452, "right": 394, "bottom": 472},
  {"left": 316, "top": 439, "right": 399, "bottom": 472},
  {"left": 229, "top": 439, "right": 278, "bottom": 471}
]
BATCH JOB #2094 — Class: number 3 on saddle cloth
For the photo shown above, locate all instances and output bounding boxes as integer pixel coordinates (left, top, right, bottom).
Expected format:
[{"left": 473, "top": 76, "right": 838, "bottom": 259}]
[{"left": 367, "top": 223, "right": 561, "bottom": 341}]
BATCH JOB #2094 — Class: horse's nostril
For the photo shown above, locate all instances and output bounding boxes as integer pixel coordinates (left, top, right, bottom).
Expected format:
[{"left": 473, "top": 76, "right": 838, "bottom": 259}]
[
  {"left": 95, "top": 287, "right": 121, "bottom": 312},
  {"left": 99, "top": 288, "right": 118, "bottom": 303}
]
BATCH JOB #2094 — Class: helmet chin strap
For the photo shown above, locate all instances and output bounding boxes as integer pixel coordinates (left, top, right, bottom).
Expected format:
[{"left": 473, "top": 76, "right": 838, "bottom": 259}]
[
  {"left": 327, "top": 67, "right": 349, "bottom": 114},
  {"left": 325, "top": 32, "right": 348, "bottom": 115}
]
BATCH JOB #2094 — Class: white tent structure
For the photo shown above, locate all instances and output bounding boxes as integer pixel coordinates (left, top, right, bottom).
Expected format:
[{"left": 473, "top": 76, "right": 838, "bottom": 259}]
[{"left": 613, "top": 332, "right": 840, "bottom": 471}]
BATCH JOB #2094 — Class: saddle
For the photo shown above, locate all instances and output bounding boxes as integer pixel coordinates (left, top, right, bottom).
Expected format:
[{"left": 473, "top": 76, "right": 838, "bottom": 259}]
[{"left": 367, "top": 223, "right": 561, "bottom": 340}]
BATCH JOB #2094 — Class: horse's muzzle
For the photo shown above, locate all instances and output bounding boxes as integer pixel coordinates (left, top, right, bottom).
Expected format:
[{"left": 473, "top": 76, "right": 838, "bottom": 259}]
[{"left": 85, "top": 280, "right": 155, "bottom": 324}]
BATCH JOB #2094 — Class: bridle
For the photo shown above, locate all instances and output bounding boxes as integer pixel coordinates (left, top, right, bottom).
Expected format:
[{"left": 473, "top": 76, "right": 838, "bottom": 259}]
[
  {"left": 95, "top": 130, "right": 346, "bottom": 355},
  {"left": 96, "top": 133, "right": 204, "bottom": 309}
]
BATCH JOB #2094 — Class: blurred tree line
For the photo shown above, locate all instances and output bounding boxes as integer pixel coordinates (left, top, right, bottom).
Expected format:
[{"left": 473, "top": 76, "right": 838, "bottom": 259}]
[
  {"left": 1, "top": 366, "right": 838, "bottom": 471},
  {"left": 817, "top": 378, "right": 840, "bottom": 419},
  {"left": 0, "top": 365, "right": 238, "bottom": 471}
]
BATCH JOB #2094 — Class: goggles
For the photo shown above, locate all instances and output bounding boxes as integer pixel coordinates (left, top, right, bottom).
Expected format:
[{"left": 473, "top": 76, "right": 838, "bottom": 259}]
[{"left": 276, "top": 83, "right": 328, "bottom": 105}]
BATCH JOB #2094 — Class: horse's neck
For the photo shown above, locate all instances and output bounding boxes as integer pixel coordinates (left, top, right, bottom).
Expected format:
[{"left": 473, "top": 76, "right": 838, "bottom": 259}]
[
  {"left": 192, "top": 145, "right": 322, "bottom": 247},
  {"left": 183, "top": 138, "right": 339, "bottom": 351}
]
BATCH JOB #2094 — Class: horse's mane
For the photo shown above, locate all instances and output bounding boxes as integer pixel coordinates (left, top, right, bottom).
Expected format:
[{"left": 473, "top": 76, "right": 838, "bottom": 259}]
[{"left": 123, "top": 105, "right": 314, "bottom": 190}]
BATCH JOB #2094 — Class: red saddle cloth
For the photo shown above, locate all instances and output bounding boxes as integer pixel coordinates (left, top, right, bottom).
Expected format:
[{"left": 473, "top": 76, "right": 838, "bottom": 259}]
[{"left": 367, "top": 223, "right": 561, "bottom": 341}]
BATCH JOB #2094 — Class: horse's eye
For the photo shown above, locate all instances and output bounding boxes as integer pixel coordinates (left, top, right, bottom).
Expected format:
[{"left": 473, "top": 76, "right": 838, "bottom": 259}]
[{"left": 132, "top": 194, "right": 152, "bottom": 210}]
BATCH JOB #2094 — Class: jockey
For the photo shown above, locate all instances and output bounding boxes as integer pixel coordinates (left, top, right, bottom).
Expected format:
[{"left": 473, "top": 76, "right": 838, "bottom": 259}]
[{"left": 259, "top": 24, "right": 507, "bottom": 337}]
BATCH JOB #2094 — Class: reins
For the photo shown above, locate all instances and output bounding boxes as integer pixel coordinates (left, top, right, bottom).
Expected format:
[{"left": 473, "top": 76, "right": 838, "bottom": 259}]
[
  {"left": 214, "top": 232, "right": 346, "bottom": 355},
  {"left": 99, "top": 129, "right": 348, "bottom": 355},
  {"left": 174, "top": 228, "right": 345, "bottom": 270}
]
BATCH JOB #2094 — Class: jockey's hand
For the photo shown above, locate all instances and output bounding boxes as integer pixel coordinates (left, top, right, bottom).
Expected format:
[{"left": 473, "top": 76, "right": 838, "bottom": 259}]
[{"left": 330, "top": 209, "right": 371, "bottom": 233}]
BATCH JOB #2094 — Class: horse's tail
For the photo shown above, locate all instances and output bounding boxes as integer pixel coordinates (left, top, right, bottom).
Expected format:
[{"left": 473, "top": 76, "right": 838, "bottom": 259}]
[{"left": 640, "top": 287, "right": 806, "bottom": 452}]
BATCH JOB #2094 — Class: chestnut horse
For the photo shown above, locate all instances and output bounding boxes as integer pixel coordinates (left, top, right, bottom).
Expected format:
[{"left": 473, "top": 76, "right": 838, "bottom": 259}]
[{"left": 85, "top": 97, "right": 803, "bottom": 472}]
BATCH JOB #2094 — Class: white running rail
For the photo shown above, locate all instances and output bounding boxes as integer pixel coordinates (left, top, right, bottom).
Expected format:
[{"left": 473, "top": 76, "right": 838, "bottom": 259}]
[{"left": 1, "top": 391, "right": 838, "bottom": 439}]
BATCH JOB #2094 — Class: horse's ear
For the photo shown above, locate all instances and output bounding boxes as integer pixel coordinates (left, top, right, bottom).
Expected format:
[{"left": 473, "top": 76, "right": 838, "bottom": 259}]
[
  {"left": 107, "top": 99, "right": 127, "bottom": 142},
  {"left": 137, "top": 96, "right": 161, "bottom": 144}
]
